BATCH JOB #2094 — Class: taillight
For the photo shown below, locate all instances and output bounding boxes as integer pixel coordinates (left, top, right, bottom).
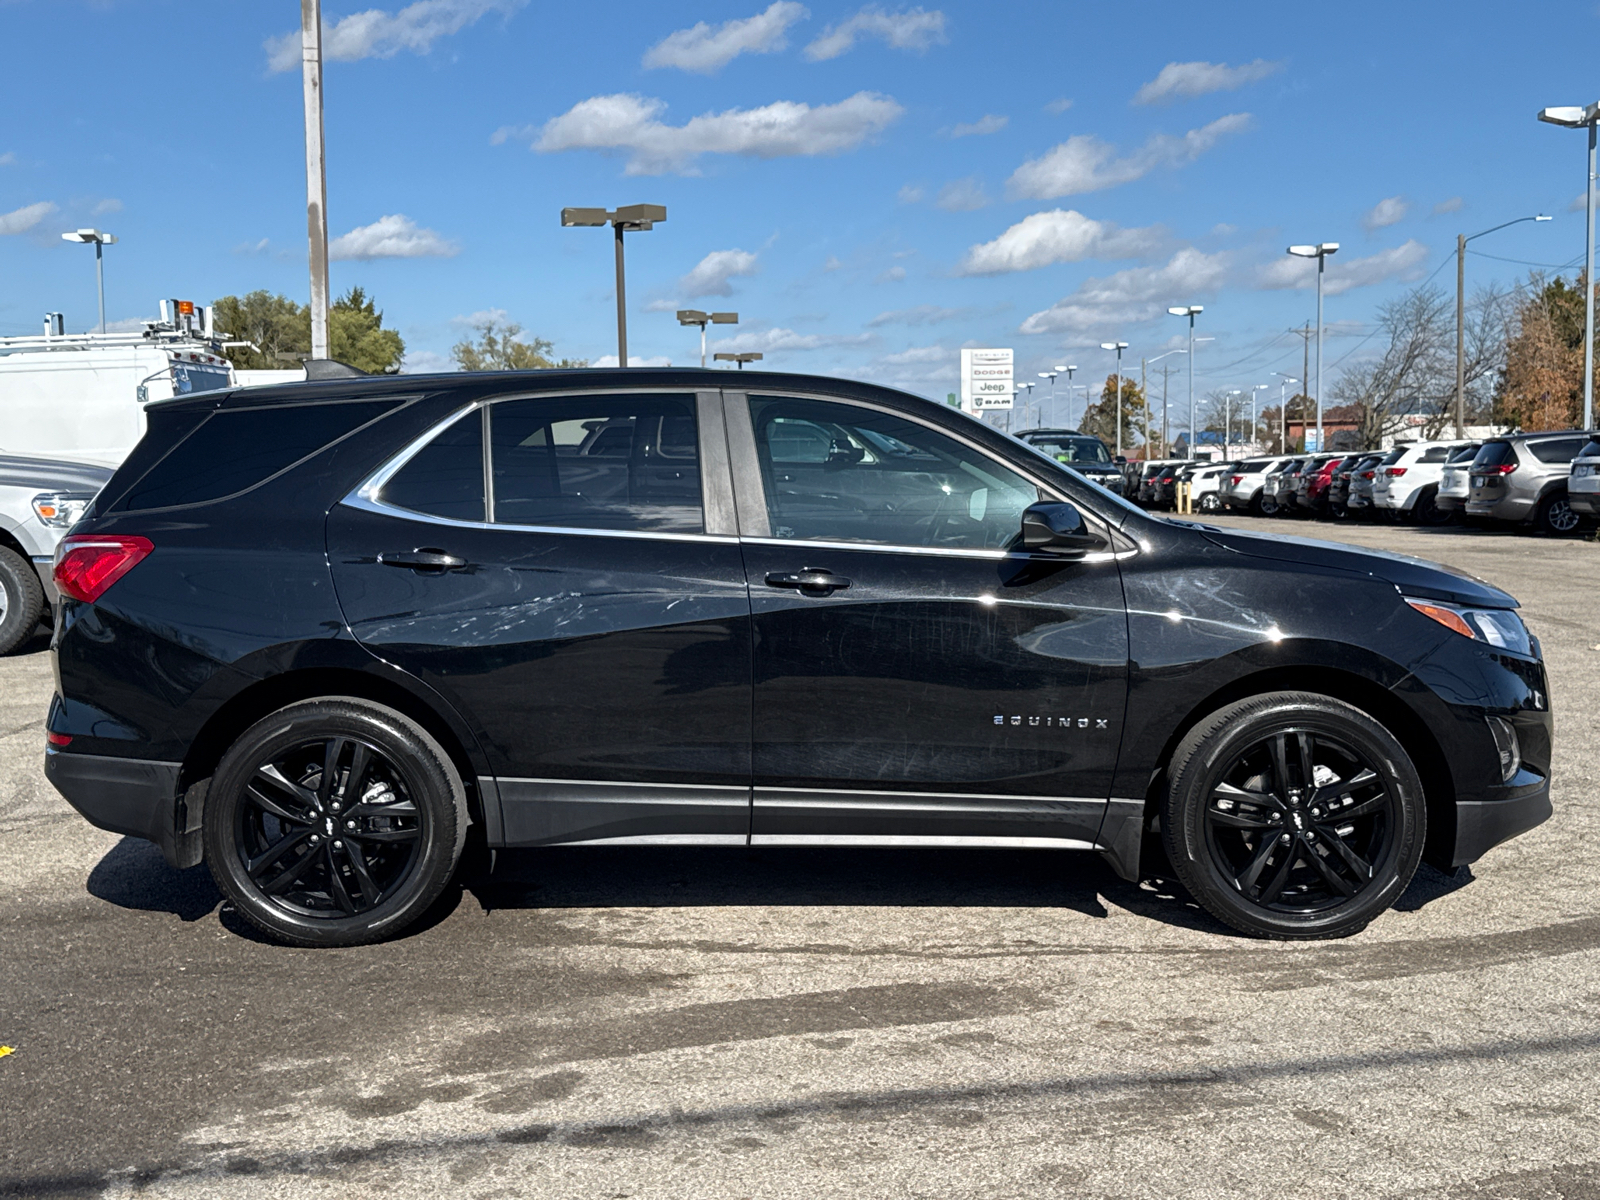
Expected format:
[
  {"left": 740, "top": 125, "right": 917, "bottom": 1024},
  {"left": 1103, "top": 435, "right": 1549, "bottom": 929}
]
[
  {"left": 53, "top": 535, "right": 153, "bottom": 604},
  {"left": 1362, "top": 470, "right": 1375, "bottom": 479},
  {"left": 1386, "top": 467, "right": 1408, "bottom": 476},
  {"left": 1230, "top": 475, "right": 1243, "bottom": 485},
  {"left": 46, "top": 731, "right": 72, "bottom": 747},
  {"left": 1479, "top": 463, "right": 1518, "bottom": 476}
]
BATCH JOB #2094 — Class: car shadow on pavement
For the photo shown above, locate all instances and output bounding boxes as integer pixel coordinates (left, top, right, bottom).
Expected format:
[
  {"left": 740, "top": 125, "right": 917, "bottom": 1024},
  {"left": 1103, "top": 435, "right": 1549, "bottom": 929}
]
[{"left": 86, "top": 836, "right": 221, "bottom": 922}]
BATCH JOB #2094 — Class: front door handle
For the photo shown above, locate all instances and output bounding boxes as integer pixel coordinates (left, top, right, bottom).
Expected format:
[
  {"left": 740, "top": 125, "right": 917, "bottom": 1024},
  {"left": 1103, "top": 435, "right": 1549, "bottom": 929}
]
[
  {"left": 765, "top": 568, "right": 851, "bottom": 596},
  {"left": 379, "top": 549, "right": 469, "bottom": 572}
]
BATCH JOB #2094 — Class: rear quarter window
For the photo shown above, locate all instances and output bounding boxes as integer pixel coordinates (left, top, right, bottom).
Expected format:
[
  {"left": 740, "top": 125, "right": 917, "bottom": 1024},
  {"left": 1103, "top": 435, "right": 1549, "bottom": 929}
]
[
  {"left": 114, "top": 399, "right": 400, "bottom": 512},
  {"left": 1419, "top": 446, "right": 1452, "bottom": 463},
  {"left": 1528, "top": 436, "right": 1590, "bottom": 464}
]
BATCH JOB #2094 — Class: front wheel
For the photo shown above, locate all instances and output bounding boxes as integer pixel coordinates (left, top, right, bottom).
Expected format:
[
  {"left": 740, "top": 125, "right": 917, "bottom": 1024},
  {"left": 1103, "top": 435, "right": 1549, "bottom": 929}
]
[
  {"left": 204, "top": 698, "right": 469, "bottom": 947},
  {"left": 0, "top": 547, "right": 46, "bottom": 656},
  {"left": 1161, "top": 692, "right": 1425, "bottom": 939},
  {"left": 1198, "top": 492, "right": 1221, "bottom": 513}
]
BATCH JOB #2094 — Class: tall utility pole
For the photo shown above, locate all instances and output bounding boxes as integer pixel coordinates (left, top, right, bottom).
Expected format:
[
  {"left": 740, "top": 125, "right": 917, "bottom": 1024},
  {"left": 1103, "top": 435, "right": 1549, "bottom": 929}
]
[
  {"left": 301, "top": 0, "right": 330, "bottom": 360},
  {"left": 1162, "top": 364, "right": 1170, "bottom": 455},
  {"left": 1288, "top": 323, "right": 1313, "bottom": 450},
  {"left": 1538, "top": 103, "right": 1600, "bottom": 430},
  {"left": 1454, "top": 216, "right": 1551, "bottom": 437},
  {"left": 1288, "top": 244, "right": 1339, "bottom": 452}
]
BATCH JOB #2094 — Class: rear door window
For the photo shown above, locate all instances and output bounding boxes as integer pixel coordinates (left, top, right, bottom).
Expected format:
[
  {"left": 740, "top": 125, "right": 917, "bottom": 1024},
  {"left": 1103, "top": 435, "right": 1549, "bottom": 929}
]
[{"left": 490, "top": 394, "right": 703, "bottom": 533}]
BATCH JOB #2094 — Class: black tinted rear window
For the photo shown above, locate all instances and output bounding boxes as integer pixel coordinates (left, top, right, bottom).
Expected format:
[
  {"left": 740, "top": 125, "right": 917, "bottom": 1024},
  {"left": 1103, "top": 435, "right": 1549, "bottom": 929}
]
[
  {"left": 1579, "top": 439, "right": 1600, "bottom": 459},
  {"left": 381, "top": 410, "right": 485, "bottom": 522},
  {"left": 1240, "top": 459, "right": 1271, "bottom": 470},
  {"left": 1419, "top": 446, "right": 1452, "bottom": 463},
  {"left": 117, "top": 400, "right": 398, "bottom": 511},
  {"left": 1528, "top": 436, "right": 1589, "bottom": 463},
  {"left": 1473, "top": 441, "right": 1515, "bottom": 468}
]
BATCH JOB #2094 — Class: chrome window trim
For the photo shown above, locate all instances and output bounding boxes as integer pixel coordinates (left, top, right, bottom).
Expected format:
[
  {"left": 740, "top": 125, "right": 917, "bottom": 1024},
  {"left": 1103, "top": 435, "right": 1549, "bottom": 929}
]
[
  {"left": 344, "top": 394, "right": 737, "bottom": 545},
  {"left": 755, "top": 785, "right": 1106, "bottom": 814},
  {"left": 749, "top": 834, "right": 1101, "bottom": 851},
  {"left": 739, "top": 535, "right": 1130, "bottom": 564}
]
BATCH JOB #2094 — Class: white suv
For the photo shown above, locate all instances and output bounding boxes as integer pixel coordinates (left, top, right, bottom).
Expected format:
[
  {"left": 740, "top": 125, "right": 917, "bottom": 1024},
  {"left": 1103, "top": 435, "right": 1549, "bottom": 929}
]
[
  {"left": 1433, "top": 442, "right": 1483, "bottom": 516},
  {"left": 1372, "top": 441, "right": 1470, "bottom": 524},
  {"left": 1222, "top": 456, "right": 1292, "bottom": 515},
  {"left": 1570, "top": 434, "right": 1600, "bottom": 520}
]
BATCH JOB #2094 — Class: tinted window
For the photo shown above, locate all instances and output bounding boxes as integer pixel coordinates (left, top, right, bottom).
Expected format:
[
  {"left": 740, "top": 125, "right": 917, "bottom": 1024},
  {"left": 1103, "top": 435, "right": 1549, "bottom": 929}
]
[
  {"left": 1027, "top": 436, "right": 1111, "bottom": 465},
  {"left": 117, "top": 399, "right": 397, "bottom": 511},
  {"left": 381, "top": 410, "right": 485, "bottom": 522},
  {"left": 1528, "top": 436, "right": 1589, "bottom": 464},
  {"left": 1379, "top": 448, "right": 1405, "bottom": 465},
  {"left": 1240, "top": 459, "right": 1271, "bottom": 471},
  {"left": 490, "top": 394, "right": 702, "bottom": 533},
  {"left": 1419, "top": 446, "right": 1452, "bottom": 464},
  {"left": 1579, "top": 439, "right": 1600, "bottom": 459},
  {"left": 750, "top": 396, "right": 1039, "bottom": 550},
  {"left": 1473, "top": 441, "right": 1515, "bottom": 468},
  {"left": 1447, "top": 443, "right": 1481, "bottom": 463}
]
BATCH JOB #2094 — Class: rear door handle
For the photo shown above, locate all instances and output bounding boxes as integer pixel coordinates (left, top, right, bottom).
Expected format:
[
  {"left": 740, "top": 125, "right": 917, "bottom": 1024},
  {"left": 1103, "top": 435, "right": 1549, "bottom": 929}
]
[
  {"left": 765, "top": 569, "right": 851, "bottom": 595},
  {"left": 379, "top": 549, "right": 469, "bottom": 572}
]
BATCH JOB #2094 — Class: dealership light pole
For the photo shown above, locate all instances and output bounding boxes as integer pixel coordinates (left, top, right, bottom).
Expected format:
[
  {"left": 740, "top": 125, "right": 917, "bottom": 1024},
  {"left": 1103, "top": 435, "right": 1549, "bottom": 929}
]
[
  {"left": 1039, "top": 366, "right": 1064, "bottom": 423},
  {"left": 677, "top": 309, "right": 737, "bottom": 368},
  {"left": 714, "top": 351, "right": 763, "bottom": 369},
  {"left": 1454, "top": 215, "right": 1551, "bottom": 437},
  {"left": 561, "top": 204, "right": 667, "bottom": 366},
  {"left": 1273, "top": 373, "right": 1299, "bottom": 453},
  {"left": 1017, "top": 379, "right": 1036, "bottom": 431},
  {"left": 1287, "top": 244, "right": 1338, "bottom": 452},
  {"left": 1167, "top": 306, "right": 1203, "bottom": 458},
  {"left": 1537, "top": 102, "right": 1600, "bottom": 429},
  {"left": 1143, "top": 348, "right": 1186, "bottom": 457},
  {"left": 299, "top": 0, "right": 330, "bottom": 359},
  {"left": 1099, "top": 341, "right": 1129, "bottom": 456},
  {"left": 1250, "top": 384, "right": 1269, "bottom": 449},
  {"left": 60, "top": 228, "right": 117, "bottom": 333}
]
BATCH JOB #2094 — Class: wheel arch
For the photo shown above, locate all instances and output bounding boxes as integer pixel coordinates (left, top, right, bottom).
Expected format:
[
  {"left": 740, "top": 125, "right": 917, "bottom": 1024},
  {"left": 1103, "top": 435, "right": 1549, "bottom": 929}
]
[
  {"left": 1137, "top": 664, "right": 1456, "bottom": 872},
  {"left": 178, "top": 666, "right": 490, "bottom": 829}
]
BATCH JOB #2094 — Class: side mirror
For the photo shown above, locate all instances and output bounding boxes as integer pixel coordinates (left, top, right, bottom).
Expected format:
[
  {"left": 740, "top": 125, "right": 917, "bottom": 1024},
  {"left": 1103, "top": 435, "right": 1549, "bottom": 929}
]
[
  {"left": 1114, "top": 455, "right": 1127, "bottom": 465},
  {"left": 1020, "top": 502, "right": 1109, "bottom": 557}
]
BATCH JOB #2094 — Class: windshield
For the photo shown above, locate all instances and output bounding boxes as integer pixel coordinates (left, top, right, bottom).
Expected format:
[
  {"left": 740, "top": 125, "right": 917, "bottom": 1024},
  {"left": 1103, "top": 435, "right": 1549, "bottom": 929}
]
[{"left": 1028, "top": 435, "right": 1112, "bottom": 465}]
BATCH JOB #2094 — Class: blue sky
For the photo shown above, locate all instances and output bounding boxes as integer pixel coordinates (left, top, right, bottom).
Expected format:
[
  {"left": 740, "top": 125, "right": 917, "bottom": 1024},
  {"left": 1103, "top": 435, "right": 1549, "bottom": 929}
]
[{"left": 1, "top": 0, "right": 1595, "bottom": 427}]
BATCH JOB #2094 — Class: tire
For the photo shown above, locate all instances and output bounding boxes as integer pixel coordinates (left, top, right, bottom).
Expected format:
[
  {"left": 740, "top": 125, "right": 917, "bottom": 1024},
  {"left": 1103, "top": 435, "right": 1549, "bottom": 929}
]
[
  {"left": 1199, "top": 492, "right": 1221, "bottom": 513},
  {"left": 1535, "top": 491, "right": 1581, "bottom": 536},
  {"left": 1160, "top": 692, "right": 1425, "bottom": 940},
  {"left": 204, "top": 698, "right": 469, "bottom": 947},
  {"left": 1413, "top": 486, "right": 1452, "bottom": 527},
  {"left": 0, "top": 546, "right": 46, "bottom": 656}
]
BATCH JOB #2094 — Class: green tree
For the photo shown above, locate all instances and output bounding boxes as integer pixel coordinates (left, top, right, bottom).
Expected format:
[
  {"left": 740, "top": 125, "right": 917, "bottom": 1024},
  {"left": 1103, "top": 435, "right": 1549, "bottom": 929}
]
[
  {"left": 212, "top": 287, "right": 404, "bottom": 374},
  {"left": 1497, "top": 272, "right": 1595, "bottom": 430},
  {"left": 451, "top": 318, "right": 587, "bottom": 371},
  {"left": 210, "top": 291, "right": 309, "bottom": 371},
  {"left": 1077, "top": 373, "right": 1146, "bottom": 452},
  {"left": 329, "top": 286, "right": 404, "bottom": 375}
]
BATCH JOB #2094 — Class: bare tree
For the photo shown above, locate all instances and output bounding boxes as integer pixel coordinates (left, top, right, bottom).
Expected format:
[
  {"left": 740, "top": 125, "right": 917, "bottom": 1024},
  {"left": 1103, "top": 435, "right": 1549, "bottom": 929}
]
[{"left": 1330, "top": 286, "right": 1451, "bottom": 447}]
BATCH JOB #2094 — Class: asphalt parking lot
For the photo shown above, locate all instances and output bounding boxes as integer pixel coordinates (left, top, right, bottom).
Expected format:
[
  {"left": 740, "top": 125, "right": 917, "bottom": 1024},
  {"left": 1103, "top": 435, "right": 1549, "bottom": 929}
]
[{"left": 2, "top": 513, "right": 1597, "bottom": 1200}]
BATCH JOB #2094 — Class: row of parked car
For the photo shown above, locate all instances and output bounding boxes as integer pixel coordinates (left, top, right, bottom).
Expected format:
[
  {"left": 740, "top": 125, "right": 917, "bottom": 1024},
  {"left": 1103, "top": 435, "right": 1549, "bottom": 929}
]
[{"left": 1123, "top": 430, "right": 1600, "bottom": 535}]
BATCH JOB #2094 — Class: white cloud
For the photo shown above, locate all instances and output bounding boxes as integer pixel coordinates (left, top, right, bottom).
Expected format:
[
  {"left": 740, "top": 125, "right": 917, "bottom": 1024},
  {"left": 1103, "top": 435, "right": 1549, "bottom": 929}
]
[
  {"left": 645, "top": 298, "right": 682, "bottom": 312},
  {"left": 823, "top": 254, "right": 844, "bottom": 271},
  {"left": 0, "top": 152, "right": 16, "bottom": 166},
  {"left": 950, "top": 114, "right": 1007, "bottom": 138},
  {"left": 712, "top": 327, "right": 872, "bottom": 353},
  {"left": 1019, "top": 248, "right": 1229, "bottom": 335},
  {"left": 880, "top": 344, "right": 950, "bottom": 365},
  {"left": 266, "top": 0, "right": 524, "bottom": 72},
  {"left": 593, "top": 354, "right": 673, "bottom": 367},
  {"left": 934, "top": 177, "right": 990, "bottom": 212},
  {"left": 877, "top": 265, "right": 908, "bottom": 283},
  {"left": 1132, "top": 59, "right": 1282, "bottom": 105},
  {"left": 643, "top": 2, "right": 807, "bottom": 74},
  {"left": 1044, "top": 98, "right": 1073, "bottom": 115},
  {"left": 868, "top": 304, "right": 970, "bottom": 327},
  {"left": 897, "top": 183, "right": 925, "bottom": 204},
  {"left": 1362, "top": 195, "right": 1408, "bottom": 232},
  {"left": 1571, "top": 193, "right": 1588, "bottom": 213},
  {"left": 400, "top": 349, "right": 457, "bottom": 373},
  {"left": 1008, "top": 114, "right": 1251, "bottom": 199},
  {"left": 1433, "top": 197, "right": 1463, "bottom": 215},
  {"left": 680, "top": 248, "right": 760, "bottom": 297},
  {"left": 0, "top": 201, "right": 55, "bottom": 235},
  {"left": 329, "top": 214, "right": 460, "bottom": 260},
  {"left": 92, "top": 198, "right": 123, "bottom": 216},
  {"left": 451, "top": 307, "right": 510, "bottom": 326},
  {"left": 528, "top": 90, "right": 903, "bottom": 175},
  {"left": 1254, "top": 240, "right": 1428, "bottom": 296},
  {"left": 804, "top": 5, "right": 946, "bottom": 60},
  {"left": 957, "top": 209, "right": 1164, "bottom": 275}
]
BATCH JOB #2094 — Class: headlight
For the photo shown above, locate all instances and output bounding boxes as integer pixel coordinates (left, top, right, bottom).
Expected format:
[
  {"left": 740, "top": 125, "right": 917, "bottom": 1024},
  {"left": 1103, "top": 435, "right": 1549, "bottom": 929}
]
[
  {"left": 1405, "top": 597, "right": 1532, "bottom": 657},
  {"left": 32, "top": 493, "right": 94, "bottom": 529}
]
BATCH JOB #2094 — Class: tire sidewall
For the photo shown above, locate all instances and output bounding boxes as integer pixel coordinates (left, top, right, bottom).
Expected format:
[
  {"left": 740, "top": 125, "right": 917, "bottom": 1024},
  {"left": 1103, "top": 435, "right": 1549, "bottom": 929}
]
[
  {"left": 204, "top": 699, "right": 466, "bottom": 946},
  {"left": 1164, "top": 693, "right": 1425, "bottom": 938},
  {"left": 0, "top": 547, "right": 45, "bottom": 656},
  {"left": 1538, "top": 493, "right": 1578, "bottom": 536}
]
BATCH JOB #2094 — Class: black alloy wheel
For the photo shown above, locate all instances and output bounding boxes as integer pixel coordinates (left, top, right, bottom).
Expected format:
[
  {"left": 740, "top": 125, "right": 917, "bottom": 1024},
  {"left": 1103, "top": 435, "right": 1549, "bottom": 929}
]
[
  {"left": 1162, "top": 692, "right": 1424, "bottom": 939},
  {"left": 205, "top": 698, "right": 468, "bottom": 946}
]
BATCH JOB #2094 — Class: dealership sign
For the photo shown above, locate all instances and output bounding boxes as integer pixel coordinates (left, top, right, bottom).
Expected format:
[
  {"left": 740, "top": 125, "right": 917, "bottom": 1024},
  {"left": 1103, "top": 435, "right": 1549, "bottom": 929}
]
[{"left": 960, "top": 348, "right": 1014, "bottom": 411}]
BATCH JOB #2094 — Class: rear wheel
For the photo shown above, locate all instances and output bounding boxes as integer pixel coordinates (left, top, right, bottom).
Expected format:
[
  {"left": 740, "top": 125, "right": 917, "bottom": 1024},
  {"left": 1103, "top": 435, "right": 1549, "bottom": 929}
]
[
  {"left": 0, "top": 547, "right": 46, "bottom": 656},
  {"left": 1252, "top": 492, "right": 1278, "bottom": 516},
  {"left": 1161, "top": 692, "right": 1425, "bottom": 939},
  {"left": 1199, "top": 492, "right": 1221, "bottom": 512},
  {"left": 1413, "top": 486, "right": 1452, "bottom": 526},
  {"left": 1535, "top": 491, "right": 1581, "bottom": 536},
  {"left": 204, "top": 698, "right": 468, "bottom": 947}
]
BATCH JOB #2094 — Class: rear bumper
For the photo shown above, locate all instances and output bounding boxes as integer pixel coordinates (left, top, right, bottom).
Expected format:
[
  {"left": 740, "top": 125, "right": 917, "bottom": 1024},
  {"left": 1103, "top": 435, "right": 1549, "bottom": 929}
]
[
  {"left": 45, "top": 748, "right": 192, "bottom": 866},
  {"left": 1435, "top": 492, "right": 1465, "bottom": 511},
  {"left": 1451, "top": 776, "right": 1552, "bottom": 868},
  {"left": 1467, "top": 495, "right": 1534, "bottom": 520}
]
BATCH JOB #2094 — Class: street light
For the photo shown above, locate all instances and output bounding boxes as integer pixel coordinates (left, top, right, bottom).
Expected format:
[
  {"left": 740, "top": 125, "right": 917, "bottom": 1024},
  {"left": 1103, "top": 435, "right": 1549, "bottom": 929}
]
[
  {"left": 1537, "top": 100, "right": 1600, "bottom": 431},
  {"left": 561, "top": 204, "right": 667, "bottom": 367},
  {"left": 1167, "top": 306, "right": 1203, "bottom": 459},
  {"left": 1250, "top": 384, "right": 1269, "bottom": 449},
  {"left": 714, "top": 351, "right": 763, "bottom": 369},
  {"left": 1286, "top": 244, "right": 1339, "bottom": 453},
  {"left": 677, "top": 309, "right": 738, "bottom": 368},
  {"left": 1143, "top": 349, "right": 1187, "bottom": 457},
  {"left": 1015, "top": 379, "right": 1037, "bottom": 432},
  {"left": 61, "top": 228, "right": 117, "bottom": 333},
  {"left": 1038, "top": 367, "right": 1062, "bottom": 424},
  {"left": 1454, "top": 216, "right": 1551, "bottom": 437},
  {"left": 1272, "top": 373, "right": 1299, "bottom": 453},
  {"left": 1099, "top": 341, "right": 1129, "bottom": 456}
]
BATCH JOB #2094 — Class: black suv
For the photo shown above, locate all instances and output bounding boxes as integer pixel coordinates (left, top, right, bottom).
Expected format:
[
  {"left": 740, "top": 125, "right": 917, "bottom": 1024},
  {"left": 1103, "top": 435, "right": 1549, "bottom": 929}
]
[
  {"left": 45, "top": 371, "right": 1552, "bottom": 945},
  {"left": 1014, "top": 428, "right": 1126, "bottom": 494}
]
